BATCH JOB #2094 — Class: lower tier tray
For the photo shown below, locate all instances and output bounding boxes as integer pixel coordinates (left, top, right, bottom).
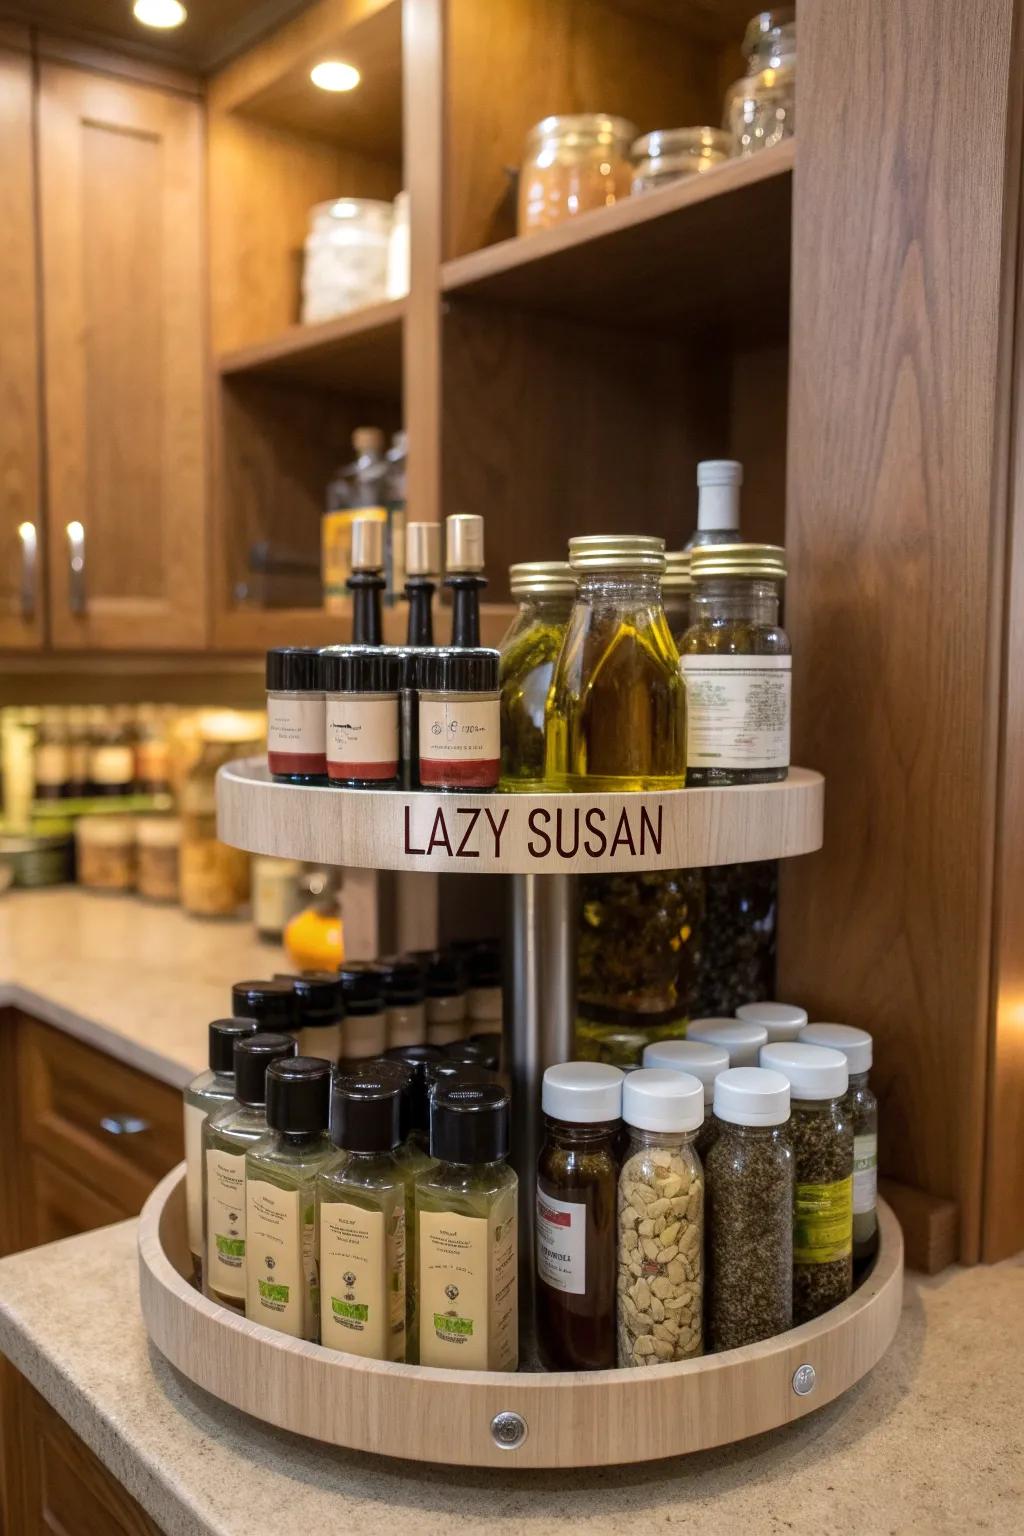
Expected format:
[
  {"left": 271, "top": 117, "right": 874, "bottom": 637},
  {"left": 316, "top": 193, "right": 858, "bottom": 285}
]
[{"left": 138, "top": 1166, "right": 903, "bottom": 1469}]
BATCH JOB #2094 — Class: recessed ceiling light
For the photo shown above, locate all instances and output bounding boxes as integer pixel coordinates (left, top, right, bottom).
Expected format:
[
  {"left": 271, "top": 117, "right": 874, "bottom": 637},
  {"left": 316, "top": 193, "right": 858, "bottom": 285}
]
[
  {"left": 310, "top": 60, "right": 361, "bottom": 92},
  {"left": 133, "top": 0, "right": 187, "bottom": 29}
]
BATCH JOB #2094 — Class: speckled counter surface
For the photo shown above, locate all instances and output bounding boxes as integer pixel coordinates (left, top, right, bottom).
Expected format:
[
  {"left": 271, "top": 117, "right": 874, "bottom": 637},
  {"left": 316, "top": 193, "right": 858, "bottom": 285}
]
[
  {"left": 0, "top": 1222, "right": 1020, "bottom": 1536},
  {"left": 0, "top": 888, "right": 274, "bottom": 1087}
]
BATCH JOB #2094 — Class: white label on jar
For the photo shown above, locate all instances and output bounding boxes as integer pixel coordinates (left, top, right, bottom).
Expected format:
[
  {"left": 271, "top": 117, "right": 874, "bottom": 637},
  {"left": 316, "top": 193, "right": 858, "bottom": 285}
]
[
  {"left": 184, "top": 1101, "right": 206, "bottom": 1258},
  {"left": 246, "top": 1180, "right": 313, "bottom": 1338},
  {"left": 205, "top": 1148, "right": 246, "bottom": 1299},
  {"left": 320, "top": 1199, "right": 405, "bottom": 1360},
  {"left": 326, "top": 694, "right": 398, "bottom": 770},
  {"left": 267, "top": 695, "right": 325, "bottom": 756},
  {"left": 681, "top": 654, "right": 791, "bottom": 771},
  {"left": 853, "top": 1132, "right": 878, "bottom": 1215},
  {"left": 536, "top": 1189, "right": 586, "bottom": 1295},
  {"left": 419, "top": 696, "right": 500, "bottom": 763}
]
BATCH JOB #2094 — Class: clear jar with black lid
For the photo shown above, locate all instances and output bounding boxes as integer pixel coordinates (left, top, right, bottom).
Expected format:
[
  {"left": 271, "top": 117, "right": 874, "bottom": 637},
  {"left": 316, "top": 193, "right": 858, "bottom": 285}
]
[
  {"left": 418, "top": 647, "right": 501, "bottom": 791},
  {"left": 800, "top": 1023, "right": 878, "bottom": 1266},
  {"left": 339, "top": 962, "right": 388, "bottom": 1060},
  {"left": 283, "top": 971, "right": 345, "bottom": 1064},
  {"left": 536, "top": 1062, "right": 623, "bottom": 1371},
  {"left": 680, "top": 543, "right": 790, "bottom": 785},
  {"left": 373, "top": 956, "right": 427, "bottom": 1048},
  {"left": 322, "top": 644, "right": 400, "bottom": 787},
  {"left": 231, "top": 978, "right": 296, "bottom": 1032},
  {"left": 498, "top": 561, "right": 576, "bottom": 791},
  {"left": 266, "top": 648, "right": 326, "bottom": 784}
]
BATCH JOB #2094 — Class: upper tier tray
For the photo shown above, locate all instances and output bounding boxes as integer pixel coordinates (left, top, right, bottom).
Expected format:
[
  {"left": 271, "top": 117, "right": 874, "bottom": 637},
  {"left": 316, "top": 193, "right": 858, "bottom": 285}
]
[{"left": 216, "top": 759, "right": 824, "bottom": 875}]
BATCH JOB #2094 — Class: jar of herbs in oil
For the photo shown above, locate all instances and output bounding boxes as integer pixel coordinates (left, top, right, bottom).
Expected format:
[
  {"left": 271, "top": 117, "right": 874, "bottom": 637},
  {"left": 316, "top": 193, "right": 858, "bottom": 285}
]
[{"left": 499, "top": 562, "right": 576, "bottom": 790}]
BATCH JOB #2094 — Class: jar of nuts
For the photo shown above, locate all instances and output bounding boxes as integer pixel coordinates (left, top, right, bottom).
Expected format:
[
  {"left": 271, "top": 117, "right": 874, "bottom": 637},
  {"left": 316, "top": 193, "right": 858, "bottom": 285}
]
[{"left": 617, "top": 1069, "right": 705, "bottom": 1367}]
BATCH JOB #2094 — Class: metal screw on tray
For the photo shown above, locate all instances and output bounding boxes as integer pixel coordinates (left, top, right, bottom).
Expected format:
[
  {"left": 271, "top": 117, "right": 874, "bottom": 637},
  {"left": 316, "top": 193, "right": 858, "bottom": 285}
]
[
  {"left": 792, "top": 1363, "right": 817, "bottom": 1396},
  {"left": 490, "top": 1411, "right": 528, "bottom": 1450}
]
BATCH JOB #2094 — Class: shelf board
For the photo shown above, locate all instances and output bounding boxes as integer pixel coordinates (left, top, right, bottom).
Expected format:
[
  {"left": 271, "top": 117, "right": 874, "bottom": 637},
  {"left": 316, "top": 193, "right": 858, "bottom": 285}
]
[
  {"left": 217, "top": 298, "right": 404, "bottom": 396},
  {"left": 441, "top": 140, "right": 794, "bottom": 332},
  {"left": 216, "top": 758, "right": 824, "bottom": 874}
]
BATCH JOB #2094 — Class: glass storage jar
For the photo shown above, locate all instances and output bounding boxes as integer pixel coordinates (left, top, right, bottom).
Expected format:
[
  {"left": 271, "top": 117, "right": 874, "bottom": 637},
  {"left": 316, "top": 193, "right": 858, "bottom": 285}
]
[
  {"left": 799, "top": 1023, "right": 878, "bottom": 1266},
  {"left": 301, "top": 198, "right": 393, "bottom": 324},
  {"left": 518, "top": 114, "right": 636, "bottom": 235},
  {"left": 546, "top": 535, "right": 686, "bottom": 792},
  {"left": 135, "top": 815, "right": 180, "bottom": 903},
  {"left": 725, "top": 8, "right": 796, "bottom": 157},
  {"left": 498, "top": 561, "right": 575, "bottom": 789},
  {"left": 75, "top": 815, "right": 135, "bottom": 892},
  {"left": 680, "top": 543, "right": 790, "bottom": 786},
  {"left": 630, "top": 127, "right": 732, "bottom": 193},
  {"left": 180, "top": 713, "right": 259, "bottom": 918}
]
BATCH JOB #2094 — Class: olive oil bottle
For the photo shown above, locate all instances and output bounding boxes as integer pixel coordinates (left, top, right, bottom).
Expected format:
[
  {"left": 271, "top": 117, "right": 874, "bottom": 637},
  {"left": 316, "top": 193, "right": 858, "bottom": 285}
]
[{"left": 183, "top": 1017, "right": 256, "bottom": 1288}]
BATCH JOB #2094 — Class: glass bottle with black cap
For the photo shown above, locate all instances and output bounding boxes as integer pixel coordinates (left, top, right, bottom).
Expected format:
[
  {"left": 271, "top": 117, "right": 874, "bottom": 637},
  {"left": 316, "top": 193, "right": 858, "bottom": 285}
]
[
  {"left": 417, "top": 647, "right": 501, "bottom": 792},
  {"left": 407, "top": 949, "right": 467, "bottom": 1047},
  {"left": 276, "top": 971, "right": 345, "bottom": 1064},
  {"left": 265, "top": 647, "right": 327, "bottom": 784},
  {"left": 183, "top": 1017, "right": 257, "bottom": 1288},
  {"left": 374, "top": 956, "right": 426, "bottom": 1048},
  {"left": 317, "top": 1071, "right": 407, "bottom": 1361},
  {"left": 231, "top": 978, "right": 296, "bottom": 1033},
  {"left": 339, "top": 962, "right": 388, "bottom": 1060},
  {"left": 203, "top": 1032, "right": 296, "bottom": 1311},
  {"left": 415, "top": 1081, "right": 518, "bottom": 1371},
  {"left": 245, "top": 1057, "right": 335, "bottom": 1342},
  {"left": 321, "top": 644, "right": 400, "bottom": 787}
]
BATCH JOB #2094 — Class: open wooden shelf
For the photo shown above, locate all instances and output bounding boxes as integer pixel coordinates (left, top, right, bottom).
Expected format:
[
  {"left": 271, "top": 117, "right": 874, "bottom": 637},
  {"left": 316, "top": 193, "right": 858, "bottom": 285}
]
[
  {"left": 139, "top": 1164, "right": 903, "bottom": 1469},
  {"left": 442, "top": 141, "right": 794, "bottom": 332},
  {"left": 217, "top": 298, "right": 404, "bottom": 396}
]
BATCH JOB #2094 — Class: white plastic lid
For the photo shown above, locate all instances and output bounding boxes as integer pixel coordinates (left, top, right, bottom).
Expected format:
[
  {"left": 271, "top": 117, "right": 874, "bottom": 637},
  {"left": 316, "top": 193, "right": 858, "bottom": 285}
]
[
  {"left": 799, "top": 1023, "right": 872, "bottom": 1075},
  {"left": 736, "top": 1000, "right": 809, "bottom": 1042},
  {"left": 686, "top": 1018, "right": 767, "bottom": 1068},
  {"left": 642, "top": 1039, "right": 729, "bottom": 1103},
  {"left": 713, "top": 1067, "right": 791, "bottom": 1127},
  {"left": 622, "top": 1069, "right": 704, "bottom": 1133},
  {"left": 760, "top": 1042, "right": 848, "bottom": 1100},
  {"left": 696, "top": 460, "right": 743, "bottom": 487},
  {"left": 542, "top": 1062, "right": 624, "bottom": 1124}
]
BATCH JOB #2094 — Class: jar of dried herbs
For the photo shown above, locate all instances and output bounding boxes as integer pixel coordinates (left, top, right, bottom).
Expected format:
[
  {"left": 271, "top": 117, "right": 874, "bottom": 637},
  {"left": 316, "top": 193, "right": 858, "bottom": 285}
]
[
  {"left": 762, "top": 1041, "right": 853, "bottom": 1323},
  {"left": 687, "top": 1017, "right": 767, "bottom": 1068},
  {"left": 680, "top": 543, "right": 790, "bottom": 785},
  {"left": 800, "top": 1023, "right": 878, "bottom": 1266},
  {"left": 536, "top": 1062, "right": 623, "bottom": 1371},
  {"left": 617, "top": 1069, "right": 704, "bottom": 1366},
  {"left": 705, "top": 1066, "right": 793, "bottom": 1350},
  {"left": 642, "top": 1038, "right": 729, "bottom": 1160},
  {"left": 498, "top": 562, "right": 575, "bottom": 789}
]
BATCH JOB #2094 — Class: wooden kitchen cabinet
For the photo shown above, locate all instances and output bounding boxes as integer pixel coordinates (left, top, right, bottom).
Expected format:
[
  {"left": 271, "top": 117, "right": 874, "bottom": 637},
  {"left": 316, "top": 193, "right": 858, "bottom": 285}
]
[{"left": 36, "top": 63, "right": 207, "bottom": 650}]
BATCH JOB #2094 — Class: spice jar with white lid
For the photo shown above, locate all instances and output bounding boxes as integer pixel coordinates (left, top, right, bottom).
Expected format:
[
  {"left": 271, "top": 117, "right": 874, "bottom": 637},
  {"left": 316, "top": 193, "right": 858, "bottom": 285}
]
[
  {"left": 266, "top": 648, "right": 327, "bottom": 784},
  {"left": 761, "top": 1041, "right": 853, "bottom": 1322},
  {"left": 799, "top": 1023, "right": 878, "bottom": 1265},
  {"left": 706, "top": 1066, "right": 793, "bottom": 1349},
  {"left": 687, "top": 1017, "right": 767, "bottom": 1067},
  {"left": 418, "top": 648, "right": 501, "bottom": 792},
  {"left": 736, "top": 1000, "right": 808, "bottom": 1042},
  {"left": 322, "top": 646, "right": 400, "bottom": 787},
  {"left": 537, "top": 1062, "right": 623, "bottom": 1372},
  {"left": 642, "top": 1038, "right": 729, "bottom": 1159},
  {"left": 617, "top": 1069, "right": 705, "bottom": 1366}
]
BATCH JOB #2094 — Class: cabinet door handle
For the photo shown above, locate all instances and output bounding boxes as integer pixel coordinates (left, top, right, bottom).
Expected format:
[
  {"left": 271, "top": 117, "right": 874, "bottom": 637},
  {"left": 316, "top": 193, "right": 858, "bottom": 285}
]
[
  {"left": 17, "top": 520, "right": 36, "bottom": 621},
  {"left": 99, "top": 1114, "right": 151, "bottom": 1137},
  {"left": 66, "top": 519, "right": 86, "bottom": 615}
]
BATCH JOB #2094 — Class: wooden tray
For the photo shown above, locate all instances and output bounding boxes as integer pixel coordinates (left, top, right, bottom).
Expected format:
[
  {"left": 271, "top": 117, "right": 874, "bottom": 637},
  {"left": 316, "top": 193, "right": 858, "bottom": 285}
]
[
  {"left": 215, "top": 758, "right": 825, "bottom": 874},
  {"left": 138, "top": 1165, "right": 903, "bottom": 1469}
]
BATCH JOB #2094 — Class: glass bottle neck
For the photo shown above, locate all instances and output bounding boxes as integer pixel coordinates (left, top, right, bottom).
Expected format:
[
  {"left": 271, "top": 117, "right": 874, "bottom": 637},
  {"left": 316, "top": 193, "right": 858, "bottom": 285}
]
[
  {"left": 692, "top": 576, "right": 779, "bottom": 624},
  {"left": 518, "top": 593, "right": 575, "bottom": 625},
  {"left": 405, "top": 578, "right": 435, "bottom": 646},
  {"left": 446, "top": 572, "right": 486, "bottom": 646},
  {"left": 577, "top": 570, "right": 664, "bottom": 604},
  {"left": 349, "top": 570, "right": 385, "bottom": 645}
]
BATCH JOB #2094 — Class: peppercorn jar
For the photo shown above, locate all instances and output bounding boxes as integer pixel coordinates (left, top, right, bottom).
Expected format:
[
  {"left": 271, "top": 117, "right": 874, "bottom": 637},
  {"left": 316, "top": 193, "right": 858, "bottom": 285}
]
[
  {"left": 617, "top": 1069, "right": 705, "bottom": 1367},
  {"left": 799, "top": 1023, "right": 878, "bottom": 1266},
  {"left": 761, "top": 1041, "right": 853, "bottom": 1323},
  {"left": 498, "top": 562, "right": 576, "bottom": 790},
  {"left": 706, "top": 1067, "right": 793, "bottom": 1350},
  {"left": 547, "top": 535, "right": 686, "bottom": 792},
  {"left": 642, "top": 1038, "right": 729, "bottom": 1160},
  {"left": 725, "top": 8, "right": 796, "bottom": 157},
  {"left": 680, "top": 543, "right": 790, "bottom": 786},
  {"left": 536, "top": 1062, "right": 623, "bottom": 1372},
  {"left": 518, "top": 114, "right": 636, "bottom": 236}
]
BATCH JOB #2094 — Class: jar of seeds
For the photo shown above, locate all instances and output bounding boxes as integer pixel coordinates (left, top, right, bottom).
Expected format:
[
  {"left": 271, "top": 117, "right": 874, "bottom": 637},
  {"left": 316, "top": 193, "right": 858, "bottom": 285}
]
[
  {"left": 642, "top": 1038, "right": 729, "bottom": 1161},
  {"left": 705, "top": 1067, "right": 793, "bottom": 1350},
  {"left": 761, "top": 1042, "right": 853, "bottom": 1323},
  {"left": 799, "top": 1023, "right": 878, "bottom": 1266},
  {"left": 617, "top": 1069, "right": 705, "bottom": 1367}
]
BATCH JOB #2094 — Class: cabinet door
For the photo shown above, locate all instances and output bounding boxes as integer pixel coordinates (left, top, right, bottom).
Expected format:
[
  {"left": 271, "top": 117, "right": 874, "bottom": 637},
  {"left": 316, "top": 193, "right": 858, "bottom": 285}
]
[
  {"left": 0, "top": 41, "right": 44, "bottom": 649},
  {"left": 37, "top": 64, "right": 207, "bottom": 649}
]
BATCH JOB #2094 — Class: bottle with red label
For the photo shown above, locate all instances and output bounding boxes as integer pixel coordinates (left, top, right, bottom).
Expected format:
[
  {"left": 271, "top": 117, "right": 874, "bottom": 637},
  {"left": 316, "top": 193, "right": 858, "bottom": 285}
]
[
  {"left": 322, "top": 646, "right": 400, "bottom": 787},
  {"left": 266, "top": 648, "right": 327, "bottom": 784},
  {"left": 417, "top": 647, "right": 500, "bottom": 791}
]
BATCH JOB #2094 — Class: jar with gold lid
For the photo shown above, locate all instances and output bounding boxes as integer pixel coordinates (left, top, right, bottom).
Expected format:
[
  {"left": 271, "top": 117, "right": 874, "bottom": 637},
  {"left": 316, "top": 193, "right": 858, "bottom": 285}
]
[
  {"left": 725, "top": 8, "right": 796, "bottom": 157},
  {"left": 518, "top": 115, "right": 636, "bottom": 235},
  {"left": 499, "top": 561, "right": 575, "bottom": 790},
  {"left": 661, "top": 550, "right": 692, "bottom": 643}
]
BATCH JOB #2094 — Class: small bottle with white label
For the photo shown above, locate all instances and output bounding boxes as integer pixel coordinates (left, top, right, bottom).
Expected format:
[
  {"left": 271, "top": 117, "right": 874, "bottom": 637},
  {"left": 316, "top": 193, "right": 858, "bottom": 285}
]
[
  {"left": 265, "top": 648, "right": 327, "bottom": 784},
  {"left": 317, "top": 1072, "right": 407, "bottom": 1361},
  {"left": 417, "top": 648, "right": 501, "bottom": 792},
  {"left": 536, "top": 1062, "right": 623, "bottom": 1371},
  {"left": 203, "top": 1033, "right": 297, "bottom": 1311},
  {"left": 415, "top": 1081, "right": 518, "bottom": 1371},
  {"left": 281, "top": 971, "right": 346, "bottom": 1065},
  {"left": 322, "top": 646, "right": 400, "bottom": 787},
  {"left": 798, "top": 1023, "right": 878, "bottom": 1268},
  {"left": 183, "top": 1017, "right": 257, "bottom": 1288},
  {"left": 680, "top": 543, "right": 791, "bottom": 786},
  {"left": 338, "top": 963, "right": 388, "bottom": 1060},
  {"left": 245, "top": 1057, "right": 334, "bottom": 1341}
]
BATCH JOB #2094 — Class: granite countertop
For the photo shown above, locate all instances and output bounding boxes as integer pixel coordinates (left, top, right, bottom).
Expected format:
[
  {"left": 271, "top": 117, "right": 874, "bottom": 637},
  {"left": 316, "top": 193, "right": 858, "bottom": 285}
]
[
  {"left": 0, "top": 1221, "right": 1020, "bottom": 1536},
  {"left": 0, "top": 887, "right": 274, "bottom": 1087}
]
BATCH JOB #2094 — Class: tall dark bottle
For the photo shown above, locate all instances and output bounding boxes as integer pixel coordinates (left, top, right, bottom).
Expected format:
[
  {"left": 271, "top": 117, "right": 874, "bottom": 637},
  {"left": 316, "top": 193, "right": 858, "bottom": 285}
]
[
  {"left": 348, "top": 516, "right": 386, "bottom": 645},
  {"left": 404, "top": 522, "right": 442, "bottom": 646},
  {"left": 445, "top": 514, "right": 486, "bottom": 647}
]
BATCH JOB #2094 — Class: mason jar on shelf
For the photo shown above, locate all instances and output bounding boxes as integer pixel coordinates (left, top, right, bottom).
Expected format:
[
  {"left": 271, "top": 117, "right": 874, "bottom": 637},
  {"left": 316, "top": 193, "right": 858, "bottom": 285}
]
[
  {"left": 725, "top": 8, "right": 796, "bottom": 157},
  {"left": 518, "top": 114, "right": 636, "bottom": 235}
]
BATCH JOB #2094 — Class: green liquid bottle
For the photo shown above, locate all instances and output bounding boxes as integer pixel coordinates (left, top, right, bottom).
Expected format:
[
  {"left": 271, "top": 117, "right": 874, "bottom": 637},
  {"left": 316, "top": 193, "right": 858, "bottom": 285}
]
[
  {"left": 183, "top": 1017, "right": 256, "bottom": 1288},
  {"left": 245, "top": 1057, "right": 335, "bottom": 1341}
]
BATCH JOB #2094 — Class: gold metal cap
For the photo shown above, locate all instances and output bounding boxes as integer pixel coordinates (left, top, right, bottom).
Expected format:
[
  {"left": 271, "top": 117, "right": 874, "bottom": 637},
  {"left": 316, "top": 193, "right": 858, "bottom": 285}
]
[
  {"left": 446, "top": 513, "right": 485, "bottom": 573},
  {"left": 662, "top": 550, "right": 692, "bottom": 591},
  {"left": 568, "top": 534, "right": 666, "bottom": 573},
  {"left": 406, "top": 522, "right": 442, "bottom": 578},
  {"left": 690, "top": 543, "right": 787, "bottom": 580},
  {"left": 351, "top": 515, "right": 385, "bottom": 571},
  {"left": 509, "top": 561, "right": 576, "bottom": 597}
]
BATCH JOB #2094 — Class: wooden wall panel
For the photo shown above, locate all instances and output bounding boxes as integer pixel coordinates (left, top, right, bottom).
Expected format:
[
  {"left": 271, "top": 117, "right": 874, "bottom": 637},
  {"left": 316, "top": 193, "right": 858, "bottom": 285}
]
[{"left": 779, "top": 0, "right": 1020, "bottom": 1261}]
